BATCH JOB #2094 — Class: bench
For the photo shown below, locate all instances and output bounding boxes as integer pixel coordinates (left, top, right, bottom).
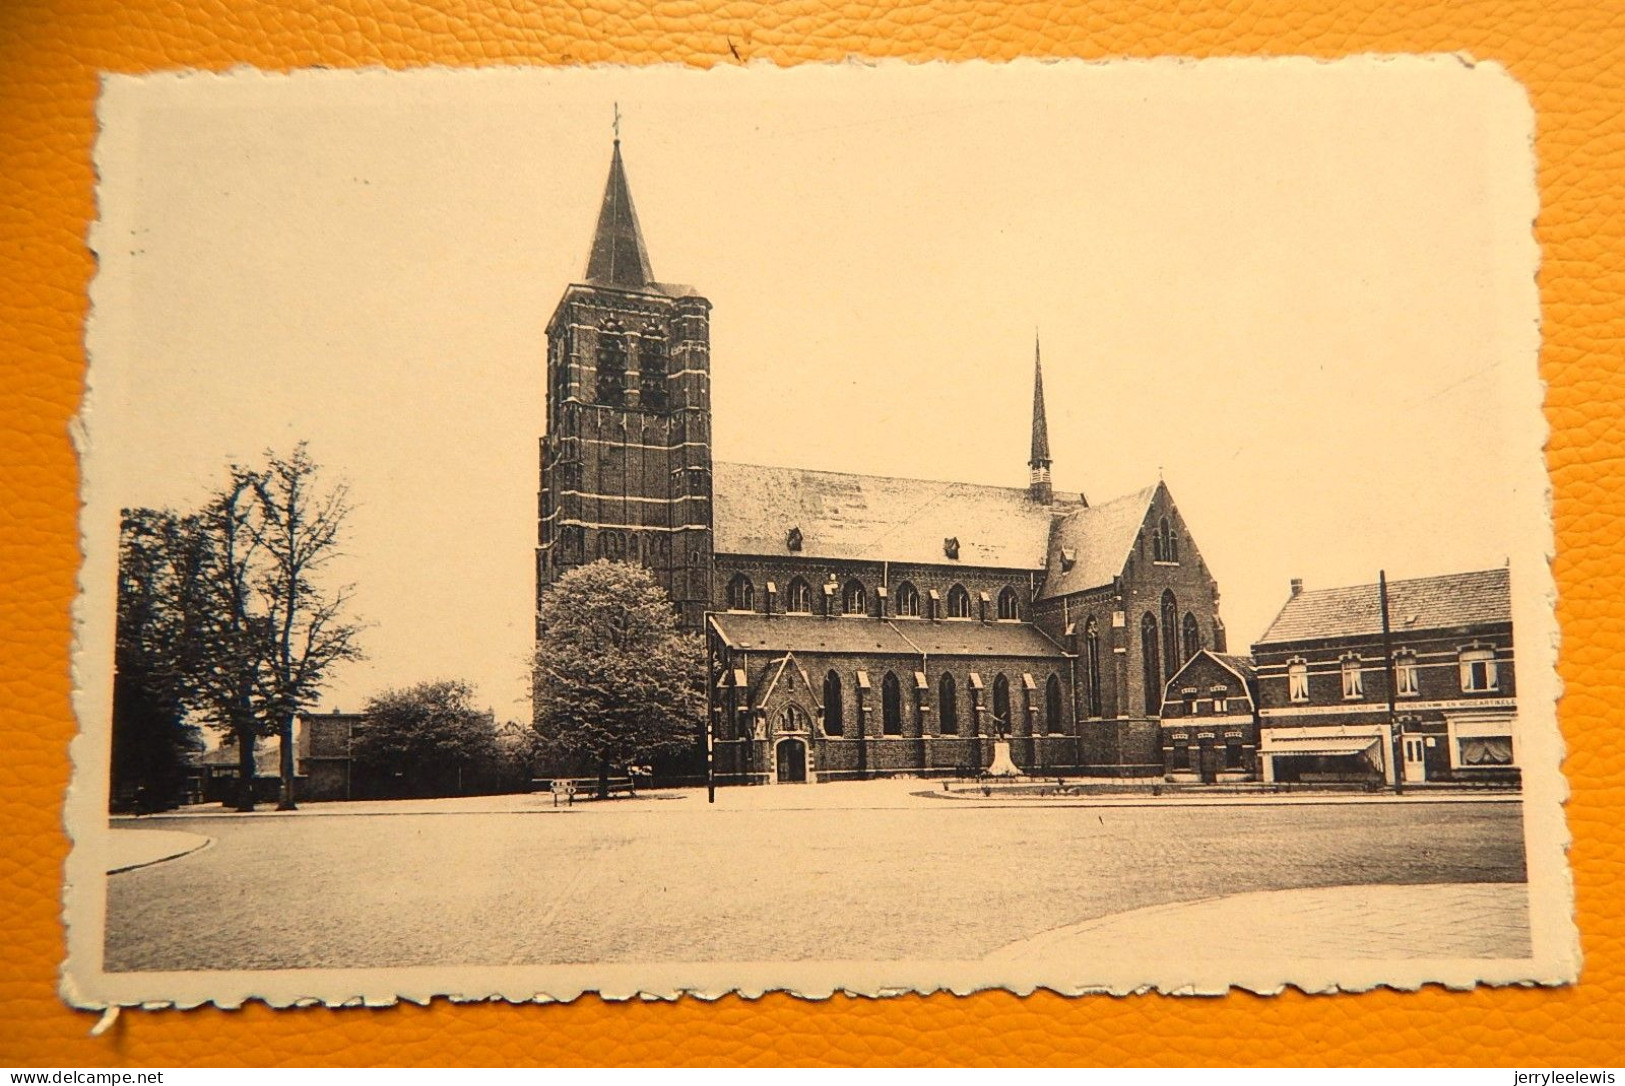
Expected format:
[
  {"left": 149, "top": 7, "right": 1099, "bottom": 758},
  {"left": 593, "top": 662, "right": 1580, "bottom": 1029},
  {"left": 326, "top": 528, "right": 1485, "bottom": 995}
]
[{"left": 537, "top": 777, "right": 637, "bottom": 806}]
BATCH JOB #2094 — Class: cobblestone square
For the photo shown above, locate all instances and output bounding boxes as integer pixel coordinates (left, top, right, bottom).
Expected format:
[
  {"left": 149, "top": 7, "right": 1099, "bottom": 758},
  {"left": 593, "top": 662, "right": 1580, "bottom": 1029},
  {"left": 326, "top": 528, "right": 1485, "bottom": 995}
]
[{"left": 105, "top": 785, "right": 1528, "bottom": 972}]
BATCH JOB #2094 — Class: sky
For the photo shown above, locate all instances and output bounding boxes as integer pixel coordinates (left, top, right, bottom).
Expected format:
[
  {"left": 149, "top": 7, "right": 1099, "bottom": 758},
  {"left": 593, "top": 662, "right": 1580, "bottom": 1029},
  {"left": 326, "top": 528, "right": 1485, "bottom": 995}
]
[{"left": 87, "top": 59, "right": 1544, "bottom": 721}]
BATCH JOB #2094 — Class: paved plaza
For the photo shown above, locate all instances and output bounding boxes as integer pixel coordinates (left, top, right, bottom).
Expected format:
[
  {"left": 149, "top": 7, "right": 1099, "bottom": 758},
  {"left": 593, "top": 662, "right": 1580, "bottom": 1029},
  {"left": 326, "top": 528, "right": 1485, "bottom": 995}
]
[{"left": 104, "top": 781, "right": 1529, "bottom": 972}]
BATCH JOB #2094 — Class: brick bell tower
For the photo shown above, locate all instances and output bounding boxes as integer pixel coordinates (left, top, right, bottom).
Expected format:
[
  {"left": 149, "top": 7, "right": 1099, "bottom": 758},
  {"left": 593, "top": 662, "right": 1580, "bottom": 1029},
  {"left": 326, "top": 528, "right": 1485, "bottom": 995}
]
[{"left": 536, "top": 135, "right": 714, "bottom": 634}]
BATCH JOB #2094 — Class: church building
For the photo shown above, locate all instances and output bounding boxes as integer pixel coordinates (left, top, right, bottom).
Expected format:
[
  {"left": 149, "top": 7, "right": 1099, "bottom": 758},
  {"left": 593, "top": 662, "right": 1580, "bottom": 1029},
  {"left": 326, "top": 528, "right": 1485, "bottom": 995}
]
[{"left": 535, "top": 138, "right": 1229, "bottom": 783}]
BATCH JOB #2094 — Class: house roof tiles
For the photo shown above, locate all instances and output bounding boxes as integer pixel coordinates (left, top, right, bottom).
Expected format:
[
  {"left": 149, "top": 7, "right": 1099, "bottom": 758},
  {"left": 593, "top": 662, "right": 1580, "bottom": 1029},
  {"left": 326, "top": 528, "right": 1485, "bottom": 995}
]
[{"left": 1255, "top": 567, "right": 1511, "bottom": 645}]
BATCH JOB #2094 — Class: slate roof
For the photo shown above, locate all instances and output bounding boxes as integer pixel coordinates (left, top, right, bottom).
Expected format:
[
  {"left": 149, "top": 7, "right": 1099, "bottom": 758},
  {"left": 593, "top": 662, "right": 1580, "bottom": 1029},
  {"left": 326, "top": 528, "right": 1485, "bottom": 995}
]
[
  {"left": 584, "top": 141, "right": 656, "bottom": 289},
  {"left": 1036, "top": 484, "right": 1159, "bottom": 599},
  {"left": 709, "top": 613, "right": 1065, "bottom": 659},
  {"left": 1255, "top": 567, "right": 1511, "bottom": 645},
  {"left": 1208, "top": 652, "right": 1259, "bottom": 683},
  {"left": 712, "top": 461, "right": 1081, "bottom": 569}
]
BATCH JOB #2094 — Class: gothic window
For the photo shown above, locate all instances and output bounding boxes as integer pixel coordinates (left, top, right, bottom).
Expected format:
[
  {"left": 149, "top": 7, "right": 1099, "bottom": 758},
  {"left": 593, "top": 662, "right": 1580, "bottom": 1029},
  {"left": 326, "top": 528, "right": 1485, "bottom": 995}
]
[
  {"left": 1085, "top": 617, "right": 1104, "bottom": 718},
  {"left": 1459, "top": 647, "right": 1499, "bottom": 692},
  {"left": 882, "top": 673, "right": 903, "bottom": 736},
  {"left": 1341, "top": 654, "right": 1365, "bottom": 699},
  {"left": 1395, "top": 650, "right": 1420, "bottom": 697},
  {"left": 1154, "top": 517, "right": 1179, "bottom": 563},
  {"left": 787, "top": 577, "right": 812, "bottom": 613},
  {"left": 997, "top": 587, "right": 1020, "bottom": 621},
  {"left": 638, "top": 337, "right": 668, "bottom": 410},
  {"left": 1141, "top": 613, "right": 1162, "bottom": 714},
  {"left": 823, "top": 670, "right": 844, "bottom": 737},
  {"left": 596, "top": 326, "right": 626, "bottom": 405},
  {"left": 894, "top": 581, "right": 921, "bottom": 618},
  {"left": 992, "top": 674, "right": 1011, "bottom": 737},
  {"left": 1161, "top": 590, "right": 1180, "bottom": 679},
  {"left": 939, "top": 674, "right": 959, "bottom": 734},
  {"left": 1045, "top": 675, "right": 1063, "bottom": 734},
  {"left": 1182, "top": 612, "right": 1201, "bottom": 660},
  {"left": 1288, "top": 658, "right": 1310, "bottom": 702},
  {"left": 843, "top": 579, "right": 867, "bottom": 616},
  {"left": 726, "top": 574, "right": 755, "bottom": 612},
  {"left": 1151, "top": 526, "right": 1163, "bottom": 562},
  {"left": 947, "top": 584, "right": 972, "bottom": 619}
]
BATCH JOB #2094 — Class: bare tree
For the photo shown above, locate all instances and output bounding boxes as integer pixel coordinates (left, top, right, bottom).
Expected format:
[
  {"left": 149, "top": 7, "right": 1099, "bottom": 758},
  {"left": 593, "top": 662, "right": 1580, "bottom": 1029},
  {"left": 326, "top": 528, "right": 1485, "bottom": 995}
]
[{"left": 249, "top": 443, "right": 365, "bottom": 810}]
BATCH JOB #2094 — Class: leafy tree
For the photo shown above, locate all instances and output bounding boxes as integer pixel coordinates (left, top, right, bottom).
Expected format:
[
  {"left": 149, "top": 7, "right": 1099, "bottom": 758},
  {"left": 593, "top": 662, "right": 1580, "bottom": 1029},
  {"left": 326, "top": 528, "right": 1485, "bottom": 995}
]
[
  {"left": 110, "top": 443, "right": 363, "bottom": 812},
  {"left": 353, "top": 680, "right": 499, "bottom": 797},
  {"left": 531, "top": 560, "right": 704, "bottom": 797},
  {"left": 111, "top": 509, "right": 208, "bottom": 811}
]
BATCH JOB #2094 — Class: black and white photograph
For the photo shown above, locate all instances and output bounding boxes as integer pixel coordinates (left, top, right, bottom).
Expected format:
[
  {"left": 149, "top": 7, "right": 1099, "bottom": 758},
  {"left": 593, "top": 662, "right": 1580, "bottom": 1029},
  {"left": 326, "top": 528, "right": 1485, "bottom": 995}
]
[{"left": 67, "top": 58, "right": 1574, "bottom": 1006}]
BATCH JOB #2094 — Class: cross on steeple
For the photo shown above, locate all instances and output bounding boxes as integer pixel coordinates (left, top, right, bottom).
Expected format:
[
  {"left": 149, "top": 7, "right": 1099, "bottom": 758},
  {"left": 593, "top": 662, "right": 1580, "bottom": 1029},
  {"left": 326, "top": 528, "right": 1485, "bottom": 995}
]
[{"left": 613, "top": 102, "right": 621, "bottom": 142}]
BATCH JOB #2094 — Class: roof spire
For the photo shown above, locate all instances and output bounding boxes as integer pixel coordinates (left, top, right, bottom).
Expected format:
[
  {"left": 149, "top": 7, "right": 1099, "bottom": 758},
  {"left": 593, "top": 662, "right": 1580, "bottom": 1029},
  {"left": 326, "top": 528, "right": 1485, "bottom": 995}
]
[
  {"left": 584, "top": 124, "right": 654, "bottom": 289},
  {"left": 1029, "top": 330, "right": 1053, "bottom": 505}
]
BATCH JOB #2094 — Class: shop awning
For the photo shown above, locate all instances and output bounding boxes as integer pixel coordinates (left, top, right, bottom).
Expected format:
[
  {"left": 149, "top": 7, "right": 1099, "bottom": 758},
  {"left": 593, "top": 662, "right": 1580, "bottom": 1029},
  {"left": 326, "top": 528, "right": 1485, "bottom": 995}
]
[{"left": 1264, "top": 735, "right": 1380, "bottom": 758}]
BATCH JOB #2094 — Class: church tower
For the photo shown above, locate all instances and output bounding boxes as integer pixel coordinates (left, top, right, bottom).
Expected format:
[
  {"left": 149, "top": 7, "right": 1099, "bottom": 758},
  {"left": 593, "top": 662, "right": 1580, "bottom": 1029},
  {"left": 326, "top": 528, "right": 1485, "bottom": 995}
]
[{"left": 536, "top": 136, "right": 714, "bottom": 632}]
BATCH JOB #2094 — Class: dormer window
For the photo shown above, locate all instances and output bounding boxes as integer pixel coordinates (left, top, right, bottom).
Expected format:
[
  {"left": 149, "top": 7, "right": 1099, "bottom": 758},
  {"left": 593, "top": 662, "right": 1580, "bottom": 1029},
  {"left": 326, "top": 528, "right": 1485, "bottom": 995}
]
[
  {"left": 943, "top": 537, "right": 960, "bottom": 560},
  {"left": 786, "top": 526, "right": 803, "bottom": 552},
  {"left": 1059, "top": 547, "right": 1076, "bottom": 572}
]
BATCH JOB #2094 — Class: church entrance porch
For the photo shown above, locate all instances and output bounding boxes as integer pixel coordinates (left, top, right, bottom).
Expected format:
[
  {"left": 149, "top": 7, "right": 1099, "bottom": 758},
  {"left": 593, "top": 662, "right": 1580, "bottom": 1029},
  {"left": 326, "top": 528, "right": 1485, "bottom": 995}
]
[{"left": 775, "top": 738, "right": 808, "bottom": 783}]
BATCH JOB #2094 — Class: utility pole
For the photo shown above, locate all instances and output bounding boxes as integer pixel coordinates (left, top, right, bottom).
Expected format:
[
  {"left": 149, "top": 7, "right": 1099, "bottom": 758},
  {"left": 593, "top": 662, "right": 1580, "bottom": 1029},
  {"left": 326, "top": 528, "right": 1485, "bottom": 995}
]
[
  {"left": 705, "top": 620, "right": 716, "bottom": 804},
  {"left": 1380, "top": 570, "right": 1403, "bottom": 795}
]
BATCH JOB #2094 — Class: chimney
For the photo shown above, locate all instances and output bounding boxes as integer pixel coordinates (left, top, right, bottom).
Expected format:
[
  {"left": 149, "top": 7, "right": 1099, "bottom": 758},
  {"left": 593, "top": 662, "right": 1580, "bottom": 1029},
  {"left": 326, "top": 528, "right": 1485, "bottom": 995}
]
[{"left": 1290, "top": 577, "right": 1304, "bottom": 597}]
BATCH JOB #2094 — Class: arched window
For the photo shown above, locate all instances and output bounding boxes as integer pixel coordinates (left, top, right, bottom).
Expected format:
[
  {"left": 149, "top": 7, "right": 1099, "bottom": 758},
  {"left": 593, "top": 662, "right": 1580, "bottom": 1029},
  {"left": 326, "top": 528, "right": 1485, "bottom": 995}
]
[
  {"left": 1084, "top": 617, "right": 1103, "bottom": 718},
  {"left": 1161, "top": 589, "right": 1180, "bottom": 679},
  {"left": 997, "top": 587, "right": 1020, "bottom": 621},
  {"left": 1141, "top": 613, "right": 1162, "bottom": 714},
  {"left": 595, "top": 326, "right": 626, "bottom": 405},
  {"left": 1182, "top": 612, "right": 1201, "bottom": 661},
  {"left": 842, "top": 580, "right": 867, "bottom": 616},
  {"left": 992, "top": 675, "right": 1012, "bottom": 737},
  {"left": 597, "top": 531, "right": 610, "bottom": 559},
  {"left": 882, "top": 672, "right": 903, "bottom": 735},
  {"left": 1045, "top": 675, "right": 1063, "bottom": 734},
  {"left": 947, "top": 584, "right": 971, "bottom": 619},
  {"left": 822, "top": 670, "right": 844, "bottom": 736},
  {"left": 787, "top": 577, "right": 812, "bottom": 613},
  {"left": 1155, "top": 516, "right": 1178, "bottom": 563},
  {"left": 894, "top": 581, "right": 920, "bottom": 618},
  {"left": 726, "top": 574, "right": 754, "bottom": 611},
  {"left": 1151, "top": 525, "right": 1165, "bottom": 562},
  {"left": 939, "top": 674, "right": 959, "bottom": 734},
  {"left": 638, "top": 337, "right": 667, "bottom": 410}
]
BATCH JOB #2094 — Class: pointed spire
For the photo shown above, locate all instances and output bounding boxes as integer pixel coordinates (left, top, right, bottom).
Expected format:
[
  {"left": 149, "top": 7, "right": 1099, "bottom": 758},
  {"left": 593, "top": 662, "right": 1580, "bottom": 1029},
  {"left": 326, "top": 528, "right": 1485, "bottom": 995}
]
[
  {"left": 584, "top": 132, "right": 655, "bottom": 289},
  {"left": 1029, "top": 332, "right": 1053, "bottom": 505}
]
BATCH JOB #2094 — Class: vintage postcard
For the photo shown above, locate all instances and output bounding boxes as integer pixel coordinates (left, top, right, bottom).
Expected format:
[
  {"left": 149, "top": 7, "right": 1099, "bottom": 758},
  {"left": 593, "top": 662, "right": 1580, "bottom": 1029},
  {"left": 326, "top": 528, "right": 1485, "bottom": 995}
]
[{"left": 67, "top": 57, "right": 1576, "bottom": 1008}]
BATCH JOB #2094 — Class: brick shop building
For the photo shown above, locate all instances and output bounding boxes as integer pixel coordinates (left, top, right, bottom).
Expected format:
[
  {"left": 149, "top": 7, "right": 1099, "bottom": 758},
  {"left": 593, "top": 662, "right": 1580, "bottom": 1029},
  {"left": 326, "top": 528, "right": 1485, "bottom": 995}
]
[
  {"left": 1156, "top": 650, "right": 1260, "bottom": 783},
  {"left": 536, "top": 138, "right": 1229, "bottom": 782},
  {"left": 1250, "top": 567, "right": 1518, "bottom": 787}
]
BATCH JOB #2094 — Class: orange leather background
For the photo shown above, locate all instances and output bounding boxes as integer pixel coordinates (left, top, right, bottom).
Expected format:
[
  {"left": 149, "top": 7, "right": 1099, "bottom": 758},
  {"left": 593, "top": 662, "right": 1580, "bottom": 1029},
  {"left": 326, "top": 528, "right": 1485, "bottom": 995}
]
[{"left": 3, "top": 0, "right": 1622, "bottom": 1067}]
